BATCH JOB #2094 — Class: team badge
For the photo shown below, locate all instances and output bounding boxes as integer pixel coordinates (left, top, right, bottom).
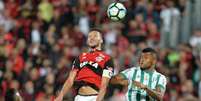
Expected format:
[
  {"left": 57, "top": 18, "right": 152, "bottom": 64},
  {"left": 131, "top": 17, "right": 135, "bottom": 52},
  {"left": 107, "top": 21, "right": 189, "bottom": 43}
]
[{"left": 95, "top": 56, "right": 104, "bottom": 62}]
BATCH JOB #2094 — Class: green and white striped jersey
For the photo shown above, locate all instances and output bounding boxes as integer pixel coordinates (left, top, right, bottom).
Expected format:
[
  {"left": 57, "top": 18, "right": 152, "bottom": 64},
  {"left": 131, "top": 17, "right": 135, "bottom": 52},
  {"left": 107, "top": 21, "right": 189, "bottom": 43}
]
[{"left": 120, "top": 67, "right": 167, "bottom": 101}]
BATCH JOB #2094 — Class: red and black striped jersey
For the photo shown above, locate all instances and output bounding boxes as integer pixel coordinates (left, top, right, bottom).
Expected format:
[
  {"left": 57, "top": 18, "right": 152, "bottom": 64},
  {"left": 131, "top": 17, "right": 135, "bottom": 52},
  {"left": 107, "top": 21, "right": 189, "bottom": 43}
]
[{"left": 72, "top": 50, "right": 114, "bottom": 91}]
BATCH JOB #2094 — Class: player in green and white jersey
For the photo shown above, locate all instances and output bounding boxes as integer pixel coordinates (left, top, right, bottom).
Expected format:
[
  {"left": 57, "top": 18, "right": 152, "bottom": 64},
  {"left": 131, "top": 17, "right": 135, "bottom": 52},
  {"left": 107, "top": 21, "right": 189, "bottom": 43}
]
[{"left": 110, "top": 48, "right": 167, "bottom": 101}]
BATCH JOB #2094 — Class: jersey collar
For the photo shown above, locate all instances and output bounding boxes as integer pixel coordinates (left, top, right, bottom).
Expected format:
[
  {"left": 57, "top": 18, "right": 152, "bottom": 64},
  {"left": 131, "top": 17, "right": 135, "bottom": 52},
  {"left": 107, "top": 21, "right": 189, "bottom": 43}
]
[{"left": 89, "top": 48, "right": 102, "bottom": 52}]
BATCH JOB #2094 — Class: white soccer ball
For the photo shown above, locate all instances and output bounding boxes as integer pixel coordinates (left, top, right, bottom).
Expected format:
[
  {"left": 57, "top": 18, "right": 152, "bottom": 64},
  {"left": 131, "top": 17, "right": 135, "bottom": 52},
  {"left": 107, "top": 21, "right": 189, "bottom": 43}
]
[{"left": 107, "top": 2, "right": 127, "bottom": 21}]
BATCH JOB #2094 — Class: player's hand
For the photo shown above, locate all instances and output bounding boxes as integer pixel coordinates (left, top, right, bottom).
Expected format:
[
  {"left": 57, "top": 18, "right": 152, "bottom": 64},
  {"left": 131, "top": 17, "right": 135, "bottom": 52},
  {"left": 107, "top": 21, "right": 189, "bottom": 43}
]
[
  {"left": 54, "top": 92, "right": 63, "bottom": 101},
  {"left": 133, "top": 81, "right": 147, "bottom": 90}
]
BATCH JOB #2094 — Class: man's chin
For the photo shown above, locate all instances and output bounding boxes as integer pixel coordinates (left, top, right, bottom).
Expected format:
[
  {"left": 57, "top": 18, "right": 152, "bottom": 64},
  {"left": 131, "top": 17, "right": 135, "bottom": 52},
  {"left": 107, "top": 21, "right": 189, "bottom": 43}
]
[
  {"left": 141, "top": 68, "right": 147, "bottom": 70},
  {"left": 89, "top": 44, "right": 98, "bottom": 49},
  {"left": 140, "top": 66, "right": 148, "bottom": 70},
  {"left": 89, "top": 45, "right": 96, "bottom": 49}
]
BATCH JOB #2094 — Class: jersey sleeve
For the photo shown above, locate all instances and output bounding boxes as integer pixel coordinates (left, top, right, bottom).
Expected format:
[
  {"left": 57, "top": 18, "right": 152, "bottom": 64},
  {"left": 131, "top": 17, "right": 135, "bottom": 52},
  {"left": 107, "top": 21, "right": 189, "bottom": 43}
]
[
  {"left": 72, "top": 57, "right": 80, "bottom": 70},
  {"left": 102, "top": 58, "right": 114, "bottom": 78},
  {"left": 120, "top": 68, "right": 134, "bottom": 80},
  {"left": 157, "top": 75, "right": 167, "bottom": 91}
]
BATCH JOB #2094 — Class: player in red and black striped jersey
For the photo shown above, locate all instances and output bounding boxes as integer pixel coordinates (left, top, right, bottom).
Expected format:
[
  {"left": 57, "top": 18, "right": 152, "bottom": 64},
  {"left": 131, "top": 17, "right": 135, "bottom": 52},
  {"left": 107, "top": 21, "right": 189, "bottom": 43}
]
[{"left": 55, "top": 30, "right": 114, "bottom": 101}]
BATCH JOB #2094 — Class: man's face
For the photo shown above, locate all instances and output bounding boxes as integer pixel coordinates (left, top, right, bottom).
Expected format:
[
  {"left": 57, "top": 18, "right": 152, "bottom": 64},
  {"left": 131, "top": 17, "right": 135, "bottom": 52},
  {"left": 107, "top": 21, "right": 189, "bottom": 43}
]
[
  {"left": 139, "top": 52, "right": 156, "bottom": 69},
  {"left": 87, "top": 31, "right": 103, "bottom": 48}
]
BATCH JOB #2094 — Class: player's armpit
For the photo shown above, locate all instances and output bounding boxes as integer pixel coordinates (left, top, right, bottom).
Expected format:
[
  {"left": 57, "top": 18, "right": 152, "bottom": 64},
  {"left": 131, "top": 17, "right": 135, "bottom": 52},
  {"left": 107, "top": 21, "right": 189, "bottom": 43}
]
[
  {"left": 110, "top": 74, "right": 128, "bottom": 86},
  {"left": 71, "top": 56, "right": 81, "bottom": 71}
]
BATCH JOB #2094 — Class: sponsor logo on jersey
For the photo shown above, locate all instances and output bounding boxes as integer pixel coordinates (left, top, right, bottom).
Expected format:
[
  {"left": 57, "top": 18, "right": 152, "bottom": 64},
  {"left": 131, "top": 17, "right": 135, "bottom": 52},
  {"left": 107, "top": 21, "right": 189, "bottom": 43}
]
[{"left": 80, "top": 61, "right": 99, "bottom": 68}]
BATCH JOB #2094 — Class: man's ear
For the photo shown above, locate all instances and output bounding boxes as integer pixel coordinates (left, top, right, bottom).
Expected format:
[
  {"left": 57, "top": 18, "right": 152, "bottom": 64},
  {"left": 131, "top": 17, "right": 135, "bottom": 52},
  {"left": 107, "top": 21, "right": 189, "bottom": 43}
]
[
  {"left": 153, "top": 58, "right": 157, "bottom": 66},
  {"left": 100, "top": 39, "right": 103, "bottom": 43}
]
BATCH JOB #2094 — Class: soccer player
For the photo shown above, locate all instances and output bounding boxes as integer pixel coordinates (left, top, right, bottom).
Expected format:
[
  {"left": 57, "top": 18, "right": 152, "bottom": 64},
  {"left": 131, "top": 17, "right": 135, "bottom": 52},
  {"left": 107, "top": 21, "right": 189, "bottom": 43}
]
[
  {"left": 55, "top": 30, "right": 114, "bottom": 101},
  {"left": 110, "top": 48, "right": 167, "bottom": 101}
]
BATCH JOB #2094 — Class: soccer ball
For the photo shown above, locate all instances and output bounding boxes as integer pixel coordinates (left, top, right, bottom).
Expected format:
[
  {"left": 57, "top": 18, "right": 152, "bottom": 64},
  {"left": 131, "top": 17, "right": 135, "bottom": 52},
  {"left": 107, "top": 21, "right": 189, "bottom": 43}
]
[{"left": 107, "top": 2, "right": 127, "bottom": 21}]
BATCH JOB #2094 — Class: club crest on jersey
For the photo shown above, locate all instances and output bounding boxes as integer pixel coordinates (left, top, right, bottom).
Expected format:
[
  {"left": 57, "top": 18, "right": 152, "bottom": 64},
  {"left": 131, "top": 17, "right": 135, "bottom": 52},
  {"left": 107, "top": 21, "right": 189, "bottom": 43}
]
[
  {"left": 95, "top": 56, "right": 104, "bottom": 62},
  {"left": 80, "top": 61, "right": 99, "bottom": 68}
]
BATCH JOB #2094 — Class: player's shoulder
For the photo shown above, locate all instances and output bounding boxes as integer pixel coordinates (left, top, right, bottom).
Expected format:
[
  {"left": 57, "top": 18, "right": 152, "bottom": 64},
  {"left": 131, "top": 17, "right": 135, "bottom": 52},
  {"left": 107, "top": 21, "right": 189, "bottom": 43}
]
[
  {"left": 132, "top": 66, "right": 141, "bottom": 70},
  {"left": 97, "top": 51, "right": 112, "bottom": 60},
  {"left": 155, "top": 71, "right": 167, "bottom": 79},
  {"left": 100, "top": 51, "right": 111, "bottom": 57},
  {"left": 80, "top": 52, "right": 88, "bottom": 56},
  {"left": 125, "top": 66, "right": 140, "bottom": 72},
  {"left": 79, "top": 52, "right": 88, "bottom": 57}
]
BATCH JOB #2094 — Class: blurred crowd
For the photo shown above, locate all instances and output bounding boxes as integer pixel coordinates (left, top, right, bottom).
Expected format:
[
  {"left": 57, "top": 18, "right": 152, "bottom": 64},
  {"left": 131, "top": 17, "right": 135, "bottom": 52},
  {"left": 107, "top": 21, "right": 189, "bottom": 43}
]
[{"left": 0, "top": 0, "right": 201, "bottom": 101}]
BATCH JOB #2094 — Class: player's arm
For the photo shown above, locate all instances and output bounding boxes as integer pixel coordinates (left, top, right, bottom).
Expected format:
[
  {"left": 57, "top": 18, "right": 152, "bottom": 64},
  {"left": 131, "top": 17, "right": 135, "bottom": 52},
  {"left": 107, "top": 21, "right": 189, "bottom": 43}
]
[
  {"left": 55, "top": 69, "right": 77, "bottom": 101},
  {"left": 150, "top": 75, "right": 167, "bottom": 100},
  {"left": 134, "top": 75, "right": 167, "bottom": 101},
  {"left": 96, "top": 76, "right": 110, "bottom": 101},
  {"left": 145, "top": 85, "right": 165, "bottom": 101},
  {"left": 55, "top": 58, "right": 80, "bottom": 101},
  {"left": 96, "top": 58, "right": 114, "bottom": 101},
  {"left": 110, "top": 74, "right": 128, "bottom": 86},
  {"left": 110, "top": 68, "right": 133, "bottom": 86},
  {"left": 133, "top": 81, "right": 165, "bottom": 101}
]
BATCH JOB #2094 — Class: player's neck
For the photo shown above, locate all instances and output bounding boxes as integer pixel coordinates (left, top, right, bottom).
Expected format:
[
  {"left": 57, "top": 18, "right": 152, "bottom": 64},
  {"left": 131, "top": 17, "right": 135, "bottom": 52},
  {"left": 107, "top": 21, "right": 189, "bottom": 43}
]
[
  {"left": 143, "top": 67, "right": 155, "bottom": 73},
  {"left": 90, "top": 46, "right": 102, "bottom": 51}
]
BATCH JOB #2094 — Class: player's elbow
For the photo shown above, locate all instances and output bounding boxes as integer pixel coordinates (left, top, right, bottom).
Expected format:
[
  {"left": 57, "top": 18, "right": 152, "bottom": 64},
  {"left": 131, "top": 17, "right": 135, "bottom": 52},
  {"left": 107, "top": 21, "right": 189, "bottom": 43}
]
[
  {"left": 99, "top": 84, "right": 107, "bottom": 94},
  {"left": 110, "top": 76, "right": 128, "bottom": 85},
  {"left": 157, "top": 94, "right": 163, "bottom": 101},
  {"left": 158, "top": 97, "right": 163, "bottom": 101},
  {"left": 100, "top": 81, "right": 108, "bottom": 90},
  {"left": 110, "top": 76, "right": 119, "bottom": 84}
]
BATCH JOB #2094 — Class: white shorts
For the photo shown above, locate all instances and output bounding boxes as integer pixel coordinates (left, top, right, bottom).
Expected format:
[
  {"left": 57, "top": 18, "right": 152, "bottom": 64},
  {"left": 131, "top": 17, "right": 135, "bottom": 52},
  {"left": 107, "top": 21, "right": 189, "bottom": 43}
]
[{"left": 74, "top": 95, "right": 97, "bottom": 101}]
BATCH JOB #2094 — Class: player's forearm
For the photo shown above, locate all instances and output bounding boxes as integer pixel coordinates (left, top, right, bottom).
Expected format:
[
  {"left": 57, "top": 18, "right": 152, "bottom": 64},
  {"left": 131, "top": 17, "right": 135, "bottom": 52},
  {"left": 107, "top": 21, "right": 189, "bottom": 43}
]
[
  {"left": 110, "top": 76, "right": 128, "bottom": 86},
  {"left": 97, "top": 75, "right": 111, "bottom": 101},
  {"left": 59, "top": 70, "right": 77, "bottom": 96},
  {"left": 145, "top": 87, "right": 163, "bottom": 101},
  {"left": 61, "top": 79, "right": 74, "bottom": 95},
  {"left": 96, "top": 87, "right": 107, "bottom": 101},
  {"left": 110, "top": 76, "right": 119, "bottom": 84}
]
